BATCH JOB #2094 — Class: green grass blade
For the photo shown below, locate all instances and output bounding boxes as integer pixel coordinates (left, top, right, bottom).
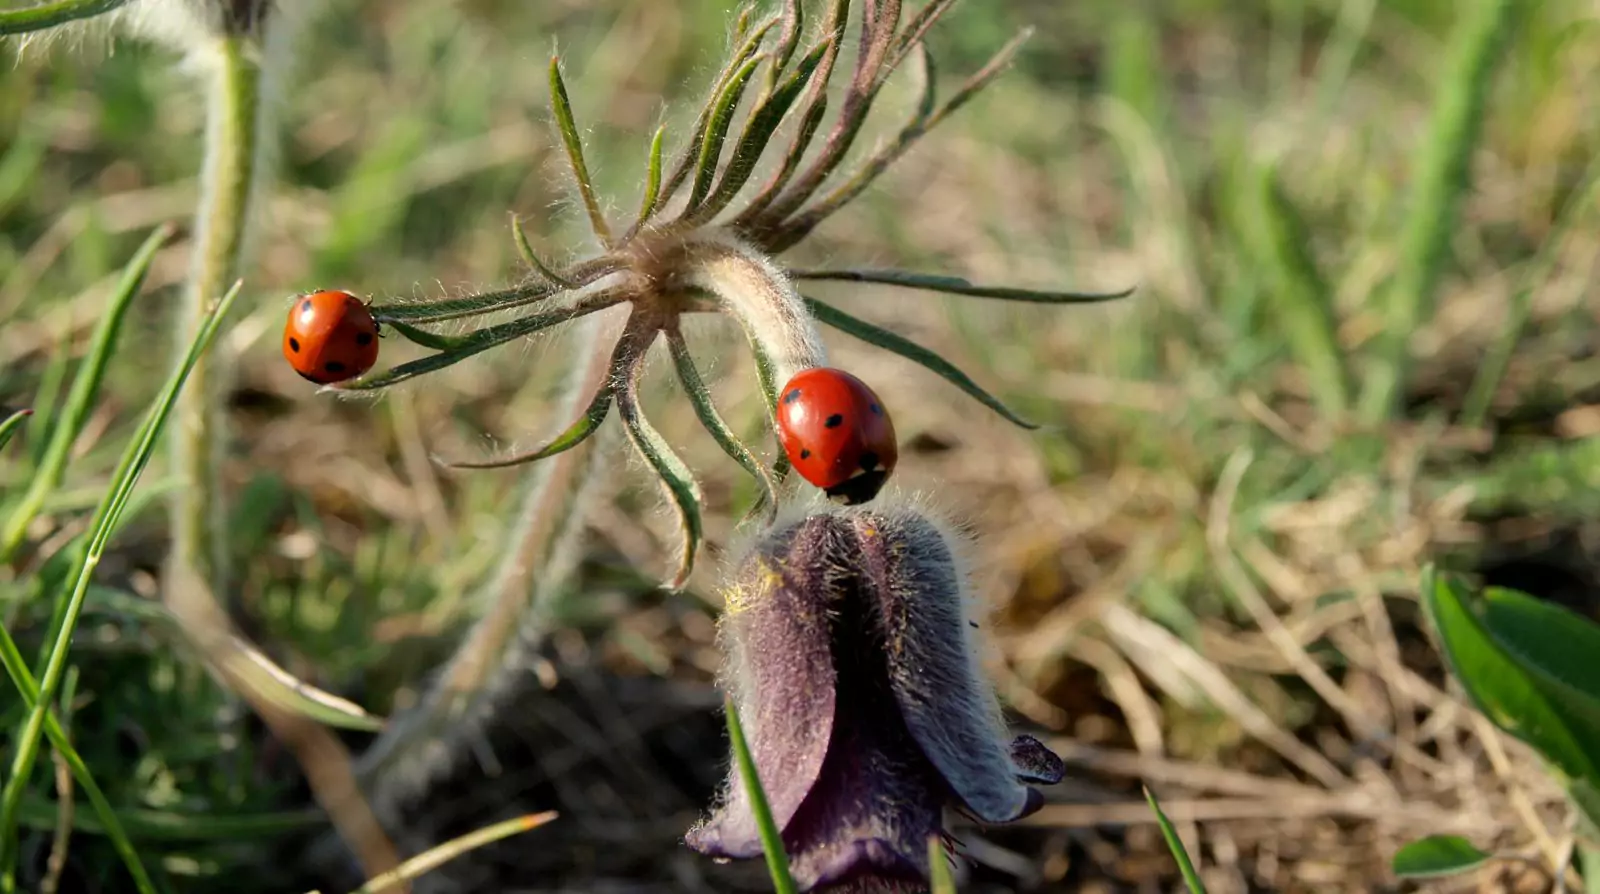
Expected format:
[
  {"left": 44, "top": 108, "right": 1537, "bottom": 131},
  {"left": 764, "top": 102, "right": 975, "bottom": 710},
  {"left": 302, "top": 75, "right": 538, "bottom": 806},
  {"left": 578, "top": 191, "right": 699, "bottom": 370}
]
[
  {"left": 1356, "top": 0, "right": 1521, "bottom": 423},
  {"left": 790, "top": 267, "right": 1133, "bottom": 303},
  {"left": 805, "top": 296, "right": 1038, "bottom": 429},
  {"left": 1246, "top": 165, "right": 1349, "bottom": 418},
  {"left": 0, "top": 586, "right": 156, "bottom": 894},
  {"left": 222, "top": 636, "right": 385, "bottom": 731},
  {"left": 339, "top": 291, "right": 624, "bottom": 391},
  {"left": 615, "top": 335, "right": 703, "bottom": 591},
  {"left": 16, "top": 799, "right": 322, "bottom": 841},
  {"left": 0, "top": 0, "right": 128, "bottom": 34},
  {"left": 1, "top": 223, "right": 175, "bottom": 560},
  {"left": 665, "top": 328, "right": 777, "bottom": 521},
  {"left": 724, "top": 696, "right": 798, "bottom": 894},
  {"left": 509, "top": 214, "right": 574, "bottom": 287},
  {"left": 0, "top": 280, "right": 244, "bottom": 883},
  {"left": 1144, "top": 786, "right": 1207, "bottom": 893},
  {"left": 928, "top": 835, "right": 958, "bottom": 893},
  {"left": 443, "top": 384, "right": 613, "bottom": 469},
  {"left": 0, "top": 409, "right": 30, "bottom": 454},
  {"left": 548, "top": 55, "right": 612, "bottom": 247}
]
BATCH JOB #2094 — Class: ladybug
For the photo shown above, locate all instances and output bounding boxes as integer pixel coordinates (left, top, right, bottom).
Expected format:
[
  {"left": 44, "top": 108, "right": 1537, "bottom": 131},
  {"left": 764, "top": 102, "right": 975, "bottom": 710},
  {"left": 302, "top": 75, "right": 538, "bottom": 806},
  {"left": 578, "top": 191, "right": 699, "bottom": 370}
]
[
  {"left": 282, "top": 289, "right": 380, "bottom": 384},
  {"left": 775, "top": 367, "right": 898, "bottom": 505}
]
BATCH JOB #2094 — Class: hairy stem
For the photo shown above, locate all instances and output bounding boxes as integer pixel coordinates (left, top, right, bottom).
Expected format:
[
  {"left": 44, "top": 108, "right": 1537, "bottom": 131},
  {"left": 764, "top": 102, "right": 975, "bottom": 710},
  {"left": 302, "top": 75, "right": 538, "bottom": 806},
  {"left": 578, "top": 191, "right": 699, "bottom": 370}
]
[
  {"left": 357, "top": 305, "right": 626, "bottom": 814},
  {"left": 166, "top": 34, "right": 262, "bottom": 611},
  {"left": 680, "top": 233, "right": 826, "bottom": 389}
]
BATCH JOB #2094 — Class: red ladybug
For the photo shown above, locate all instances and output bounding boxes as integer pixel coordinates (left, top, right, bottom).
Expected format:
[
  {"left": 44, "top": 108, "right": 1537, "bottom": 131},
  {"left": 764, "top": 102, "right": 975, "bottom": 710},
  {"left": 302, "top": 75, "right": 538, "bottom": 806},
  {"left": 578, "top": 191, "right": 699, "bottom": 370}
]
[
  {"left": 775, "top": 367, "right": 898, "bottom": 505},
  {"left": 282, "top": 289, "right": 380, "bottom": 384}
]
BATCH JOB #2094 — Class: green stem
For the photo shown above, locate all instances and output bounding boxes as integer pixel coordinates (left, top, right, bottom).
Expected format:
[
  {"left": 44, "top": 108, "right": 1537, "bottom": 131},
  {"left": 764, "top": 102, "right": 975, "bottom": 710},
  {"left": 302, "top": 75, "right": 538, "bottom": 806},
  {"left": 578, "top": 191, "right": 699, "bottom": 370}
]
[
  {"left": 1356, "top": 0, "right": 1520, "bottom": 423},
  {"left": 0, "top": 0, "right": 128, "bottom": 35},
  {"left": 167, "top": 35, "right": 264, "bottom": 607}
]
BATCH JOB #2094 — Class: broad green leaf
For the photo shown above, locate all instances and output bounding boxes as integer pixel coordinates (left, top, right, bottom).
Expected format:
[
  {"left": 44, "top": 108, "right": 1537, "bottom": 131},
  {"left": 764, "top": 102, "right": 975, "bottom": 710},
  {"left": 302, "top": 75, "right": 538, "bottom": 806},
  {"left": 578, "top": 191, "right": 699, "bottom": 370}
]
[
  {"left": 1481, "top": 586, "right": 1600, "bottom": 711},
  {"left": 1391, "top": 835, "right": 1491, "bottom": 878},
  {"left": 1421, "top": 567, "right": 1600, "bottom": 782},
  {"left": 1144, "top": 786, "right": 1207, "bottom": 893}
]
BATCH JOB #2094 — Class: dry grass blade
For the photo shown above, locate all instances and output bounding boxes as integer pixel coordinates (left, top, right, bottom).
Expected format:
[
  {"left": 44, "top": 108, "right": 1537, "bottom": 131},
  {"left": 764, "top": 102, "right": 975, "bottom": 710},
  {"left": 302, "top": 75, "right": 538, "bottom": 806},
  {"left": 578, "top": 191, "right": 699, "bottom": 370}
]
[{"left": 345, "top": 812, "right": 558, "bottom": 894}]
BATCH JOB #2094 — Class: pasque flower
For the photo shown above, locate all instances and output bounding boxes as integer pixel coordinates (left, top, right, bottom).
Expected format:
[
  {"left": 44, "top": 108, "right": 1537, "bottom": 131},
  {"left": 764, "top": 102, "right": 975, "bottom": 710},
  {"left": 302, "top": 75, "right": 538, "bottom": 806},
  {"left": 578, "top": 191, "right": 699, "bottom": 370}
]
[
  {"left": 324, "top": 0, "right": 1130, "bottom": 588},
  {"left": 687, "top": 502, "right": 1066, "bottom": 892}
]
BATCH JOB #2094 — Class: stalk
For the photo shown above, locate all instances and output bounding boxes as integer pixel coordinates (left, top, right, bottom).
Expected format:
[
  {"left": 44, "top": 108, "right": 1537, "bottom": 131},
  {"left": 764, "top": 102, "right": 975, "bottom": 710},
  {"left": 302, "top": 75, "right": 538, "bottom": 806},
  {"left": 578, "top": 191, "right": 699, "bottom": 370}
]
[{"left": 166, "top": 33, "right": 264, "bottom": 609}]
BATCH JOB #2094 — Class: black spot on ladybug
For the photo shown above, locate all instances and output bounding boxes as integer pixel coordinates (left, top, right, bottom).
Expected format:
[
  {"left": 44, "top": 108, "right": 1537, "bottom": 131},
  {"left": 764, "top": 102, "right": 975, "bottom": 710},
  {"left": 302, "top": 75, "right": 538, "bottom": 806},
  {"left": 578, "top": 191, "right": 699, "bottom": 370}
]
[
  {"left": 870, "top": 403, "right": 882, "bottom": 415},
  {"left": 300, "top": 299, "right": 313, "bottom": 312},
  {"left": 288, "top": 337, "right": 300, "bottom": 353},
  {"left": 324, "top": 361, "right": 347, "bottom": 374},
  {"left": 824, "top": 413, "right": 844, "bottom": 429},
  {"left": 783, "top": 388, "right": 802, "bottom": 404},
  {"left": 800, "top": 449, "right": 811, "bottom": 460},
  {"left": 858, "top": 451, "right": 880, "bottom": 471},
  {"left": 355, "top": 332, "right": 373, "bottom": 346}
]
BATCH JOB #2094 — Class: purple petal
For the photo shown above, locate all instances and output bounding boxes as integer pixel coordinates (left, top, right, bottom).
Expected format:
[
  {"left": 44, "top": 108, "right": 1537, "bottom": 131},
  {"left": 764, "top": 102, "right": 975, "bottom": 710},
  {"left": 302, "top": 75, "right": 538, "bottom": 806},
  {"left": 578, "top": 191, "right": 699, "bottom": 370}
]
[
  {"left": 685, "top": 519, "right": 842, "bottom": 859},
  {"left": 851, "top": 508, "right": 1045, "bottom": 823}
]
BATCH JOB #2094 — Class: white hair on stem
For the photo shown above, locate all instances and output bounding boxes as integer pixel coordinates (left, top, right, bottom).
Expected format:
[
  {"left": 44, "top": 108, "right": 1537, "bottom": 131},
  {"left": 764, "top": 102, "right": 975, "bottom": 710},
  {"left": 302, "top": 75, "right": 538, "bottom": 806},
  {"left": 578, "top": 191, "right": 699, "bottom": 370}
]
[{"left": 679, "top": 230, "right": 828, "bottom": 388}]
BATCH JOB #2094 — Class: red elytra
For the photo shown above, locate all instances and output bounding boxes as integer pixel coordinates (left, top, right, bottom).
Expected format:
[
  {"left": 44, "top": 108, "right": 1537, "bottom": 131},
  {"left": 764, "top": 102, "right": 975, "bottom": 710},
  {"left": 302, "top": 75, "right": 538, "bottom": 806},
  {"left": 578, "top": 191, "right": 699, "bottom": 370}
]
[
  {"left": 282, "top": 290, "right": 380, "bottom": 384},
  {"left": 775, "top": 367, "right": 898, "bottom": 505}
]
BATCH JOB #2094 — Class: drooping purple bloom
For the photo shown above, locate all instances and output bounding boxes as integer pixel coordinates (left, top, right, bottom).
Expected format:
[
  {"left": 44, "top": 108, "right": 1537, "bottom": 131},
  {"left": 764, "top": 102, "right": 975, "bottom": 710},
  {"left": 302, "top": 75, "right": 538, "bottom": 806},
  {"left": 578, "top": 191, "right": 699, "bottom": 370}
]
[{"left": 686, "top": 504, "right": 1065, "bottom": 892}]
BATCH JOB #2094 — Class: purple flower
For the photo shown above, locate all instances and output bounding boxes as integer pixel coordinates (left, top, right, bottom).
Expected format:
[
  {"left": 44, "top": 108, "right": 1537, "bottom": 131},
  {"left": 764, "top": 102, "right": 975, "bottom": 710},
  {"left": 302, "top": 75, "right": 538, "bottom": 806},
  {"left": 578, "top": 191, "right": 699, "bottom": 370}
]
[{"left": 686, "top": 504, "right": 1065, "bottom": 892}]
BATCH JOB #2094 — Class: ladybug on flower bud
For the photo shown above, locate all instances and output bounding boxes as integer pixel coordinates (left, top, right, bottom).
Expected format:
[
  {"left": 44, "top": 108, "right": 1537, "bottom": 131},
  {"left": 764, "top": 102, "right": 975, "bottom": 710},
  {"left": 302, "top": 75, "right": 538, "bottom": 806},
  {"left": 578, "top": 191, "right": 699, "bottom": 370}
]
[
  {"left": 775, "top": 367, "right": 898, "bottom": 505},
  {"left": 282, "top": 289, "right": 381, "bottom": 384}
]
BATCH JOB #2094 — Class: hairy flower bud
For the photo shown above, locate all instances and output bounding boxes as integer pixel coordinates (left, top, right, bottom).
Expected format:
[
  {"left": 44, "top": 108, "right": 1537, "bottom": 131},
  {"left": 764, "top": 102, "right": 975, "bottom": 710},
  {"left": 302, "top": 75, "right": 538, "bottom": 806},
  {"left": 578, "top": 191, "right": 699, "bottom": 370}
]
[{"left": 687, "top": 501, "right": 1064, "bottom": 892}]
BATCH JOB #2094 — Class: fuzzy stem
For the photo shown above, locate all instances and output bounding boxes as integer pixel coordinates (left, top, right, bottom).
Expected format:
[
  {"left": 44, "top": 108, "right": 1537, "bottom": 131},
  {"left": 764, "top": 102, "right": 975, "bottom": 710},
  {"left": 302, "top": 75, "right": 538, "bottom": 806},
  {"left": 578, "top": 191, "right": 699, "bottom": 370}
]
[
  {"left": 680, "top": 233, "right": 827, "bottom": 389},
  {"left": 357, "top": 304, "right": 625, "bottom": 814},
  {"left": 166, "top": 34, "right": 262, "bottom": 611}
]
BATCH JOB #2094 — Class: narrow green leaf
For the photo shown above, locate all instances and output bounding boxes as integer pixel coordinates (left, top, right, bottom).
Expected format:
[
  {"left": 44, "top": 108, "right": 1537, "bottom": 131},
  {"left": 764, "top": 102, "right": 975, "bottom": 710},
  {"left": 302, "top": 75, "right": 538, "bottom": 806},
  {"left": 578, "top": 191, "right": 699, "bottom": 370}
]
[
  {"left": 548, "top": 55, "right": 612, "bottom": 246},
  {"left": 688, "top": 36, "right": 835, "bottom": 225},
  {"left": 1, "top": 223, "right": 175, "bottom": 560},
  {"left": 687, "top": 53, "right": 764, "bottom": 212},
  {"left": 381, "top": 319, "right": 472, "bottom": 352},
  {"left": 1357, "top": 0, "right": 1521, "bottom": 422},
  {"left": 222, "top": 637, "right": 385, "bottom": 732},
  {"left": 761, "top": 0, "right": 804, "bottom": 99},
  {"left": 339, "top": 290, "right": 625, "bottom": 391},
  {"left": 666, "top": 329, "right": 777, "bottom": 521},
  {"left": 509, "top": 214, "right": 574, "bottom": 287},
  {"left": 348, "top": 811, "right": 558, "bottom": 894},
  {"left": 0, "top": 280, "right": 244, "bottom": 887},
  {"left": 1421, "top": 567, "right": 1600, "bottom": 782},
  {"left": 1144, "top": 786, "right": 1207, "bottom": 893},
  {"left": 928, "top": 835, "right": 959, "bottom": 894},
  {"left": 725, "top": 697, "right": 798, "bottom": 894},
  {"left": 0, "top": 409, "right": 30, "bottom": 454},
  {"left": 615, "top": 333, "right": 703, "bottom": 590},
  {"left": 804, "top": 296, "right": 1038, "bottom": 429},
  {"left": 633, "top": 124, "right": 667, "bottom": 227},
  {"left": 742, "top": 324, "right": 792, "bottom": 488},
  {"left": 444, "top": 384, "right": 613, "bottom": 469},
  {"left": 1391, "top": 835, "right": 1491, "bottom": 878},
  {"left": 370, "top": 263, "right": 619, "bottom": 324},
  {"left": 790, "top": 267, "right": 1133, "bottom": 303},
  {"left": 0, "top": 0, "right": 129, "bottom": 34}
]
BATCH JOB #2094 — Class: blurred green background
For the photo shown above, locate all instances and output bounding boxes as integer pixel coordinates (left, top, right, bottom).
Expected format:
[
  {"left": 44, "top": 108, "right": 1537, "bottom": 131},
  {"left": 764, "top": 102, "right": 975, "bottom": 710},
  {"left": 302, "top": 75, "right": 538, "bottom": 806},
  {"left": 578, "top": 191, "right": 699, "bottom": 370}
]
[{"left": 1, "top": 0, "right": 1598, "bottom": 891}]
